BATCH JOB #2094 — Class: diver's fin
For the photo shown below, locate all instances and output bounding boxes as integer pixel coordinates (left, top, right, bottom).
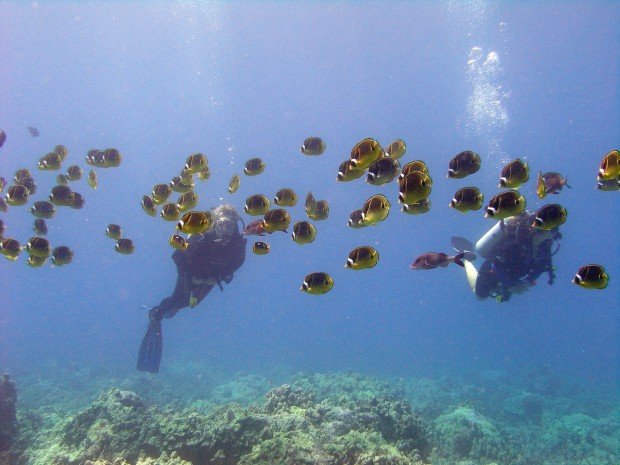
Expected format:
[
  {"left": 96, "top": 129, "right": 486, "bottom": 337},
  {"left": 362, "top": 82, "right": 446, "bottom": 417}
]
[
  {"left": 463, "top": 259, "right": 478, "bottom": 293},
  {"left": 137, "top": 319, "right": 163, "bottom": 373},
  {"left": 451, "top": 236, "right": 474, "bottom": 253}
]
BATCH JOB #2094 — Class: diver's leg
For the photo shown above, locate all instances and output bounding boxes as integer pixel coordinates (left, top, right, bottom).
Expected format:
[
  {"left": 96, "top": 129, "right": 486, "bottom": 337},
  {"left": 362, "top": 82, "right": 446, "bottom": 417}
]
[
  {"left": 191, "top": 283, "right": 214, "bottom": 307},
  {"left": 137, "top": 308, "right": 163, "bottom": 373},
  {"left": 157, "top": 272, "right": 192, "bottom": 319}
]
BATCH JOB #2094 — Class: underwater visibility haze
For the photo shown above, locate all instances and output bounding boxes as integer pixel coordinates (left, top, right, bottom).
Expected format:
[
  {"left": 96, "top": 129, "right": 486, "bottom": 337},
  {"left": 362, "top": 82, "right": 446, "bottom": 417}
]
[{"left": 0, "top": 2, "right": 618, "bottom": 464}]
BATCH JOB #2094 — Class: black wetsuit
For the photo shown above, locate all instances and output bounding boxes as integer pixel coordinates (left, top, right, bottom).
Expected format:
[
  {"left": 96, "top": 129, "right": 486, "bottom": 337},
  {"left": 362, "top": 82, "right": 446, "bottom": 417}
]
[
  {"left": 156, "top": 230, "right": 247, "bottom": 318},
  {"left": 475, "top": 214, "right": 558, "bottom": 301},
  {"left": 137, "top": 228, "right": 247, "bottom": 373}
]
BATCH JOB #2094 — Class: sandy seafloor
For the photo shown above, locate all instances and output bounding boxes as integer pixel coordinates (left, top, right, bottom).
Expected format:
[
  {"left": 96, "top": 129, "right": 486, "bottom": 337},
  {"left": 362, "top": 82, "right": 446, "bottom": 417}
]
[{"left": 1, "top": 360, "right": 617, "bottom": 465}]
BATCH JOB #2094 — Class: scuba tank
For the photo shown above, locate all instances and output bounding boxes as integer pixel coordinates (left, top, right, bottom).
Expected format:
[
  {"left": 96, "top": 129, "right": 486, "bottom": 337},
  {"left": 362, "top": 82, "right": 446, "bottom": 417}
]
[{"left": 475, "top": 221, "right": 505, "bottom": 260}]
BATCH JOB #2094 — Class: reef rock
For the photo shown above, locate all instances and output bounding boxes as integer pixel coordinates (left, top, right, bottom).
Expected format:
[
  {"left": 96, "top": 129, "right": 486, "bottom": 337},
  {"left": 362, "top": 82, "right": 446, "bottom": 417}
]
[
  {"left": 433, "top": 405, "right": 505, "bottom": 462},
  {"left": 0, "top": 373, "right": 17, "bottom": 451}
]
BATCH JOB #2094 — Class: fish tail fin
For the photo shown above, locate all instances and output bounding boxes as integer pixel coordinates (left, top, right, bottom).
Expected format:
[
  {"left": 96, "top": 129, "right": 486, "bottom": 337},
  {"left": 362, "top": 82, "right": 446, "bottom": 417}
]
[
  {"left": 453, "top": 252, "right": 466, "bottom": 268},
  {"left": 565, "top": 178, "right": 572, "bottom": 188}
]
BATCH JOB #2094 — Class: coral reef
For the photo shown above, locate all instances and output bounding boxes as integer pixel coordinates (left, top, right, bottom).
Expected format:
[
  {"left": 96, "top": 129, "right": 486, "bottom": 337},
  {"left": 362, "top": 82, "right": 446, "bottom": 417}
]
[
  {"left": 17, "top": 381, "right": 431, "bottom": 465},
  {"left": 433, "top": 405, "right": 505, "bottom": 462},
  {"left": 5, "top": 366, "right": 619, "bottom": 465},
  {"left": 0, "top": 373, "right": 17, "bottom": 451}
]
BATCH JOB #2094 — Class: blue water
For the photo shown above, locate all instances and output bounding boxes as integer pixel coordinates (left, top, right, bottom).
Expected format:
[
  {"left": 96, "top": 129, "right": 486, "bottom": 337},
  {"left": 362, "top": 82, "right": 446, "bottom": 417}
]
[{"left": 0, "top": 1, "right": 618, "bottom": 389}]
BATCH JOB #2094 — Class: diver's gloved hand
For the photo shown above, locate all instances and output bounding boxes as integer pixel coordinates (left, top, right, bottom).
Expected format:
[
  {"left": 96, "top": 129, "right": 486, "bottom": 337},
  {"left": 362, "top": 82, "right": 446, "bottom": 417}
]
[{"left": 149, "top": 306, "right": 164, "bottom": 322}]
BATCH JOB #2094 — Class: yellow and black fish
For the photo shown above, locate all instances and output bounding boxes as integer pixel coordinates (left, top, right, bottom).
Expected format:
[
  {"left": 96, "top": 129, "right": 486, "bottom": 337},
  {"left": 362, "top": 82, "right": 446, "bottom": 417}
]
[
  {"left": 176, "top": 191, "right": 199, "bottom": 212},
  {"left": 141, "top": 195, "right": 157, "bottom": 216},
  {"left": 85, "top": 149, "right": 105, "bottom": 167},
  {"left": 177, "top": 211, "right": 214, "bottom": 234},
  {"left": 66, "top": 165, "right": 82, "bottom": 181},
  {"left": 152, "top": 183, "right": 173, "bottom": 205},
  {"left": 185, "top": 153, "right": 208, "bottom": 174},
  {"left": 169, "top": 176, "right": 194, "bottom": 193},
  {"left": 400, "top": 160, "right": 429, "bottom": 179},
  {"left": 573, "top": 264, "right": 608, "bottom": 289},
  {"left": 5, "top": 185, "right": 30, "bottom": 206},
  {"left": 385, "top": 139, "right": 406, "bottom": 159},
  {"left": 361, "top": 194, "right": 390, "bottom": 226},
  {"left": 367, "top": 157, "right": 400, "bottom": 185},
  {"left": 49, "top": 185, "right": 74, "bottom": 206},
  {"left": 102, "top": 148, "right": 122, "bottom": 168},
  {"left": 0, "top": 198, "right": 7, "bottom": 213},
  {"left": 228, "top": 174, "right": 241, "bottom": 193},
  {"left": 88, "top": 170, "right": 98, "bottom": 189},
  {"left": 0, "top": 177, "right": 5, "bottom": 193},
  {"left": 596, "top": 177, "right": 619, "bottom": 191},
  {"left": 244, "top": 194, "right": 271, "bottom": 216},
  {"left": 541, "top": 172, "right": 570, "bottom": 195},
  {"left": 51, "top": 246, "right": 73, "bottom": 265},
  {"left": 308, "top": 199, "right": 329, "bottom": 221},
  {"left": 262, "top": 208, "right": 291, "bottom": 233},
  {"left": 274, "top": 188, "right": 298, "bottom": 207},
  {"left": 169, "top": 234, "right": 189, "bottom": 251},
  {"left": 531, "top": 204, "right": 567, "bottom": 230},
  {"left": 54, "top": 145, "right": 68, "bottom": 160},
  {"left": 347, "top": 209, "right": 365, "bottom": 228},
  {"left": 448, "top": 150, "right": 481, "bottom": 178},
  {"left": 33, "top": 218, "right": 47, "bottom": 235},
  {"left": 300, "top": 137, "right": 326, "bottom": 156},
  {"left": 30, "top": 201, "right": 56, "bottom": 219},
  {"left": 252, "top": 241, "right": 270, "bottom": 255},
  {"left": 14, "top": 168, "right": 31, "bottom": 182},
  {"left": 0, "top": 219, "right": 4, "bottom": 238},
  {"left": 349, "top": 137, "right": 384, "bottom": 170},
  {"left": 197, "top": 167, "right": 211, "bottom": 181},
  {"left": 179, "top": 167, "right": 193, "bottom": 185},
  {"left": 292, "top": 221, "right": 317, "bottom": 244},
  {"left": 161, "top": 203, "right": 181, "bottom": 221},
  {"left": 38, "top": 152, "right": 62, "bottom": 170},
  {"left": 536, "top": 171, "right": 547, "bottom": 199},
  {"left": 598, "top": 149, "right": 619, "bottom": 181},
  {"left": 25, "top": 236, "right": 51, "bottom": 259},
  {"left": 27, "top": 256, "right": 47, "bottom": 267},
  {"left": 115, "top": 238, "right": 135, "bottom": 254},
  {"left": 57, "top": 173, "right": 69, "bottom": 186},
  {"left": 0, "top": 238, "right": 21, "bottom": 261},
  {"left": 15, "top": 176, "right": 36, "bottom": 195},
  {"left": 106, "top": 224, "right": 122, "bottom": 240},
  {"left": 398, "top": 171, "right": 432, "bottom": 205},
  {"left": 337, "top": 159, "right": 365, "bottom": 182},
  {"left": 305, "top": 191, "right": 317, "bottom": 216},
  {"left": 300, "top": 272, "right": 334, "bottom": 295},
  {"left": 244, "top": 158, "right": 265, "bottom": 176},
  {"left": 450, "top": 187, "right": 483, "bottom": 213},
  {"left": 499, "top": 158, "right": 529, "bottom": 188},
  {"left": 71, "top": 192, "right": 85, "bottom": 209},
  {"left": 346, "top": 246, "right": 379, "bottom": 270},
  {"left": 485, "top": 190, "right": 526, "bottom": 219},
  {"left": 402, "top": 198, "right": 431, "bottom": 215}
]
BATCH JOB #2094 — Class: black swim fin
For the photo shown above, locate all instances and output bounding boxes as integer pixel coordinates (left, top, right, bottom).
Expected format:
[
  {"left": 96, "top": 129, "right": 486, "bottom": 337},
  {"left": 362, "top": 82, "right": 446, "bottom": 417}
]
[{"left": 137, "top": 318, "right": 162, "bottom": 373}]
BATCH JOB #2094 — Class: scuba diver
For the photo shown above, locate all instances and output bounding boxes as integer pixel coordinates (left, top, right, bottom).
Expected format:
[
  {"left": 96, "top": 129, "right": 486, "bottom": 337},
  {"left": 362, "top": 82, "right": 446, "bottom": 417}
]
[
  {"left": 454, "top": 211, "right": 561, "bottom": 302},
  {"left": 137, "top": 205, "right": 247, "bottom": 373}
]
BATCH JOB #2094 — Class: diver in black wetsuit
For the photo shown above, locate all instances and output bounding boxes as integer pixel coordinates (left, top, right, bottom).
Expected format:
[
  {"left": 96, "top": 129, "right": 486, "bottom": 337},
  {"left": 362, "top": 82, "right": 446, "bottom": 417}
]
[
  {"left": 456, "top": 211, "right": 560, "bottom": 303},
  {"left": 137, "top": 205, "right": 247, "bottom": 373}
]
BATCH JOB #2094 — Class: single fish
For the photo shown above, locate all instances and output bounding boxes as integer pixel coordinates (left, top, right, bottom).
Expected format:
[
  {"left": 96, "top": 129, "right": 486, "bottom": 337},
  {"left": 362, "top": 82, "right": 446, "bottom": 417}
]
[
  {"left": 300, "top": 137, "right": 326, "bottom": 156},
  {"left": 447, "top": 150, "right": 480, "bottom": 178},
  {"left": 573, "top": 264, "right": 608, "bottom": 289}
]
